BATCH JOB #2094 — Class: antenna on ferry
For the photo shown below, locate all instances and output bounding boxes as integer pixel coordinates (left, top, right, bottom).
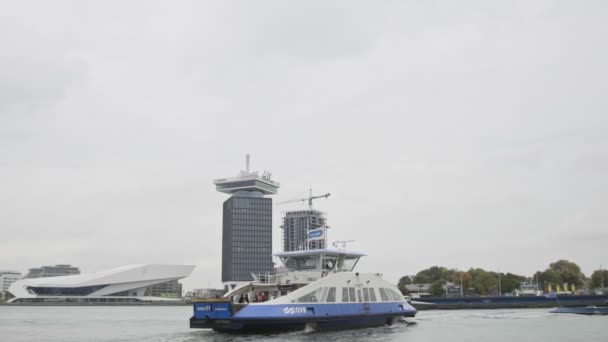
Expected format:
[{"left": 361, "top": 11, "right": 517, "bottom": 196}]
[{"left": 332, "top": 240, "right": 355, "bottom": 250}]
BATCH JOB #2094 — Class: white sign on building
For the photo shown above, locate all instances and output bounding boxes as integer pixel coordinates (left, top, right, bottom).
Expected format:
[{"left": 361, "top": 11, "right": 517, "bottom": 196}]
[{"left": 307, "top": 227, "right": 326, "bottom": 241}]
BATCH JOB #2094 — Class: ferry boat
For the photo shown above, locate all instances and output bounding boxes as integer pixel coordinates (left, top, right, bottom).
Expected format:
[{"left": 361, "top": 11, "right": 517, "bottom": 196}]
[{"left": 190, "top": 249, "right": 416, "bottom": 332}]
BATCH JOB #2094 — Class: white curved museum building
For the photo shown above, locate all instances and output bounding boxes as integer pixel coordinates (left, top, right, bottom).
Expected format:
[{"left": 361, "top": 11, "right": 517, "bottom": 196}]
[{"left": 7, "top": 264, "right": 195, "bottom": 303}]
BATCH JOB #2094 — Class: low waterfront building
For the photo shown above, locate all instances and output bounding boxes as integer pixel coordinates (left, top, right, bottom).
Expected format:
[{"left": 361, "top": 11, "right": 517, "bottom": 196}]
[
  {"left": 7, "top": 264, "right": 194, "bottom": 303},
  {"left": 1, "top": 271, "right": 22, "bottom": 299},
  {"left": 444, "top": 282, "right": 463, "bottom": 297},
  {"left": 405, "top": 283, "right": 432, "bottom": 298},
  {"left": 144, "top": 279, "right": 183, "bottom": 298},
  {"left": 185, "top": 288, "right": 225, "bottom": 300},
  {"left": 23, "top": 264, "right": 80, "bottom": 279}
]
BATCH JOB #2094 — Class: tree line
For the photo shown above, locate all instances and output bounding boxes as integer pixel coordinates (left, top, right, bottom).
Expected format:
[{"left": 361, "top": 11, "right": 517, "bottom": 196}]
[{"left": 398, "top": 260, "right": 607, "bottom": 297}]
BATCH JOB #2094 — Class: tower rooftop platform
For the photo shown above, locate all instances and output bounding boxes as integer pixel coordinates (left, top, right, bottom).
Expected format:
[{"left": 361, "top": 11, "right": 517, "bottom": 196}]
[{"left": 214, "top": 171, "right": 280, "bottom": 195}]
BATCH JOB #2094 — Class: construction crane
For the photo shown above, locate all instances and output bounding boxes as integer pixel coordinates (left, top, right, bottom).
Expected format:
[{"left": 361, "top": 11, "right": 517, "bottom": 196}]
[
  {"left": 332, "top": 240, "right": 355, "bottom": 250},
  {"left": 276, "top": 189, "right": 330, "bottom": 210}
]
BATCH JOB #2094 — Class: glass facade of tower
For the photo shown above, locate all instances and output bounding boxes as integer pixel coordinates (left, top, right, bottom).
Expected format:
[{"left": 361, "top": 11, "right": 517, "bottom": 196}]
[{"left": 222, "top": 193, "right": 273, "bottom": 282}]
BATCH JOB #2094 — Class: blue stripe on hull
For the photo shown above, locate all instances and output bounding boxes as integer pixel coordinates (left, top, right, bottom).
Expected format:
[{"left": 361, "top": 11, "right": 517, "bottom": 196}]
[{"left": 190, "top": 312, "right": 409, "bottom": 333}]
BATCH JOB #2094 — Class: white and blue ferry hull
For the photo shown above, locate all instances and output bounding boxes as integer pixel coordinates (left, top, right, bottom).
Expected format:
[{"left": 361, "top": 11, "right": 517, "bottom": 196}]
[{"left": 190, "top": 301, "right": 416, "bottom": 332}]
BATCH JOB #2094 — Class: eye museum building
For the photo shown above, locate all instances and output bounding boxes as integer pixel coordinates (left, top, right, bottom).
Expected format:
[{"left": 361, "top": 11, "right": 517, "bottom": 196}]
[{"left": 7, "top": 264, "right": 194, "bottom": 303}]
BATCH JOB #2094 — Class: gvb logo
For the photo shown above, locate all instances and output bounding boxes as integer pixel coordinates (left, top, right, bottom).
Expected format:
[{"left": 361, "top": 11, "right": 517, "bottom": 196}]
[
  {"left": 308, "top": 230, "right": 323, "bottom": 238},
  {"left": 307, "top": 229, "right": 324, "bottom": 239},
  {"left": 283, "top": 307, "right": 307, "bottom": 315}
]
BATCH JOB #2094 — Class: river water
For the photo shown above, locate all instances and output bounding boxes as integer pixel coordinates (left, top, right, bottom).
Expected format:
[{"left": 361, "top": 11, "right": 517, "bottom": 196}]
[{"left": 0, "top": 306, "right": 605, "bottom": 342}]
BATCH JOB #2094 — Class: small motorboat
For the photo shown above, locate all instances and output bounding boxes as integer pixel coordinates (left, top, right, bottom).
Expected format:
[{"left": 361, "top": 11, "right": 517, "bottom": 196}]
[{"left": 550, "top": 306, "right": 608, "bottom": 315}]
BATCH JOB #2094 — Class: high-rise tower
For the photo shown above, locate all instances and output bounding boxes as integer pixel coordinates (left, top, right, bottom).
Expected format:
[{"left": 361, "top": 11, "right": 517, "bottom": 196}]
[
  {"left": 277, "top": 190, "right": 330, "bottom": 252},
  {"left": 213, "top": 155, "right": 279, "bottom": 286},
  {"left": 281, "top": 209, "right": 327, "bottom": 251}
]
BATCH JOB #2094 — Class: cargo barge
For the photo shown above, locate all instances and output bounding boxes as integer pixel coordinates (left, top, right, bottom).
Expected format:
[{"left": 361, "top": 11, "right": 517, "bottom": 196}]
[{"left": 411, "top": 294, "right": 608, "bottom": 310}]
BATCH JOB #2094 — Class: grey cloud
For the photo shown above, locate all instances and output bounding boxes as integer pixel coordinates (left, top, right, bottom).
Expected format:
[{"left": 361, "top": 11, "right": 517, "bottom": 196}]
[
  {"left": 0, "top": 55, "right": 87, "bottom": 114},
  {"left": 0, "top": 4, "right": 88, "bottom": 116}
]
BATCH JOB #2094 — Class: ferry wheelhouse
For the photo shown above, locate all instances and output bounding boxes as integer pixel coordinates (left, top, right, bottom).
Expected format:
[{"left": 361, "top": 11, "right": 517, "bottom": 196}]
[{"left": 190, "top": 249, "right": 416, "bottom": 332}]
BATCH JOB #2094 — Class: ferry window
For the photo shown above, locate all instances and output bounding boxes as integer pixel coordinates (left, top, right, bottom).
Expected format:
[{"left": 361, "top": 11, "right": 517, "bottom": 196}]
[
  {"left": 348, "top": 287, "right": 356, "bottom": 303},
  {"left": 369, "top": 288, "right": 377, "bottom": 302},
  {"left": 363, "top": 288, "right": 370, "bottom": 302},
  {"left": 285, "top": 255, "right": 319, "bottom": 271},
  {"left": 326, "top": 288, "right": 336, "bottom": 302},
  {"left": 357, "top": 289, "right": 362, "bottom": 302},
  {"left": 390, "top": 289, "right": 402, "bottom": 301},
  {"left": 296, "top": 287, "right": 324, "bottom": 303},
  {"left": 379, "top": 288, "right": 389, "bottom": 302},
  {"left": 341, "top": 287, "right": 349, "bottom": 302},
  {"left": 387, "top": 288, "right": 397, "bottom": 301},
  {"left": 322, "top": 257, "right": 337, "bottom": 271},
  {"left": 319, "top": 287, "right": 329, "bottom": 302},
  {"left": 337, "top": 256, "right": 360, "bottom": 272}
]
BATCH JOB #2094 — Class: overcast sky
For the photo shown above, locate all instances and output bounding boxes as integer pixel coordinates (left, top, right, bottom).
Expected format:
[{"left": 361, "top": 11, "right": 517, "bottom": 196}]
[{"left": 1, "top": 1, "right": 607, "bottom": 290}]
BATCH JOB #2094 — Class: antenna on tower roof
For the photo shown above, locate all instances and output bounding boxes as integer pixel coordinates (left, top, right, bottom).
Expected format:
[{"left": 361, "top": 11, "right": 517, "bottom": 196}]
[{"left": 245, "top": 154, "right": 250, "bottom": 173}]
